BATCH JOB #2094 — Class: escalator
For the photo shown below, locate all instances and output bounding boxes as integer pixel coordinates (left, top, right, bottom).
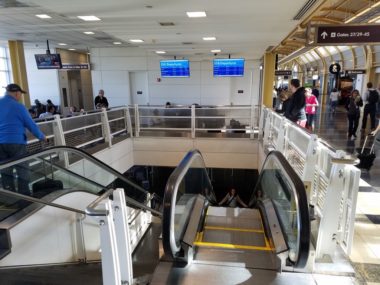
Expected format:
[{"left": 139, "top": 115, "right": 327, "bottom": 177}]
[
  {"left": 152, "top": 150, "right": 310, "bottom": 284},
  {"left": 0, "top": 146, "right": 161, "bottom": 265}
]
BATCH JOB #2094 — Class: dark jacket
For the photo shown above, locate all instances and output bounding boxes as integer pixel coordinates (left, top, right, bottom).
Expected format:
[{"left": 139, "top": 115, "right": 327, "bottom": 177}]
[
  {"left": 94, "top": 96, "right": 109, "bottom": 108},
  {"left": 345, "top": 95, "right": 363, "bottom": 116},
  {"left": 285, "top": 87, "right": 306, "bottom": 122}
]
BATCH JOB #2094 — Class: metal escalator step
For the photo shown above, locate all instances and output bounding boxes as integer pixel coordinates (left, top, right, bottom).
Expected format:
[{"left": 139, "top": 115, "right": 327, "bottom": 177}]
[
  {"left": 204, "top": 215, "right": 263, "bottom": 230},
  {"left": 207, "top": 206, "right": 261, "bottom": 219}
]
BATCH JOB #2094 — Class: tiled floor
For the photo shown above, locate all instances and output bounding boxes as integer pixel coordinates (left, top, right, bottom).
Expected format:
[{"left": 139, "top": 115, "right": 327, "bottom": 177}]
[{"left": 314, "top": 105, "right": 380, "bottom": 284}]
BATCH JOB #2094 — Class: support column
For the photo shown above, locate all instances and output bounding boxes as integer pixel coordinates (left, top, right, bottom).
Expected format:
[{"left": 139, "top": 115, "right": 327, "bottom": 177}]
[
  {"left": 8, "top": 40, "right": 30, "bottom": 107},
  {"left": 262, "top": 52, "right": 275, "bottom": 108}
]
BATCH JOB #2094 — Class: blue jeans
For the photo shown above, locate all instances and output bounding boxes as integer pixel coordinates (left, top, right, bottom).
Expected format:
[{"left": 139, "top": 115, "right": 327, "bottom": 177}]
[{"left": 0, "top": 144, "right": 30, "bottom": 195}]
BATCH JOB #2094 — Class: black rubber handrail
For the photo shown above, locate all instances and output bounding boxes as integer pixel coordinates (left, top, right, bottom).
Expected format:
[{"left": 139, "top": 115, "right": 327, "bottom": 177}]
[
  {"left": 162, "top": 149, "right": 216, "bottom": 258},
  {"left": 249, "top": 150, "right": 310, "bottom": 268}
]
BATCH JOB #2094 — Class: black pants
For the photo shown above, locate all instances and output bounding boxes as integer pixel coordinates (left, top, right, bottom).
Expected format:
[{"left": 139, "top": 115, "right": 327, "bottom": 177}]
[
  {"left": 362, "top": 104, "right": 377, "bottom": 130},
  {"left": 347, "top": 114, "right": 359, "bottom": 137}
]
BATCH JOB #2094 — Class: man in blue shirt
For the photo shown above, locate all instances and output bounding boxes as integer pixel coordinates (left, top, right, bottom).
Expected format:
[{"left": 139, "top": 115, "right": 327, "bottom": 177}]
[{"left": 0, "top": 83, "right": 46, "bottom": 195}]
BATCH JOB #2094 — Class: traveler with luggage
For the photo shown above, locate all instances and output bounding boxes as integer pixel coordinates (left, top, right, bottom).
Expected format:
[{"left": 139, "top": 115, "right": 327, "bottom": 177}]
[
  {"left": 0, "top": 84, "right": 47, "bottom": 196},
  {"left": 361, "top": 82, "right": 379, "bottom": 132},
  {"left": 345, "top": 89, "right": 363, "bottom": 140}
]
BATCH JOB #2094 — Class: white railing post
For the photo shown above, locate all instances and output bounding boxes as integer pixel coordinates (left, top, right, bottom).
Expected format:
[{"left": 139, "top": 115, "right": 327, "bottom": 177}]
[
  {"left": 258, "top": 107, "right": 265, "bottom": 140},
  {"left": 275, "top": 118, "right": 286, "bottom": 152},
  {"left": 135, "top": 104, "right": 140, "bottom": 138},
  {"left": 113, "top": 188, "right": 133, "bottom": 285},
  {"left": 315, "top": 150, "right": 346, "bottom": 260},
  {"left": 74, "top": 213, "right": 87, "bottom": 262},
  {"left": 263, "top": 111, "right": 271, "bottom": 146},
  {"left": 191, "top": 104, "right": 196, "bottom": 139},
  {"left": 302, "top": 134, "right": 318, "bottom": 204},
  {"left": 125, "top": 107, "right": 133, "bottom": 138},
  {"left": 53, "top": 114, "right": 66, "bottom": 146},
  {"left": 101, "top": 108, "right": 112, "bottom": 147},
  {"left": 96, "top": 200, "right": 121, "bottom": 285}
]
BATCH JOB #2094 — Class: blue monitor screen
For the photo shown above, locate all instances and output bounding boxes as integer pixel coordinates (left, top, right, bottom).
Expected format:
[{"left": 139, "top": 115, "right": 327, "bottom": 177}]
[
  {"left": 213, "top": 58, "right": 245, "bottom": 77},
  {"left": 35, "top": 54, "right": 62, "bottom": 69},
  {"left": 160, "top": 60, "right": 190, "bottom": 77}
]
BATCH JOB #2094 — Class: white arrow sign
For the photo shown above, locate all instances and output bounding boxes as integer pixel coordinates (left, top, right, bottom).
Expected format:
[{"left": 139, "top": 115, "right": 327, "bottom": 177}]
[{"left": 321, "top": 31, "right": 328, "bottom": 39}]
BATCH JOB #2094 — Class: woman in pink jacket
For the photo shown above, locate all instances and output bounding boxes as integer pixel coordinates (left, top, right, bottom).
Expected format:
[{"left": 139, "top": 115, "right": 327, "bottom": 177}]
[{"left": 305, "top": 88, "right": 319, "bottom": 131}]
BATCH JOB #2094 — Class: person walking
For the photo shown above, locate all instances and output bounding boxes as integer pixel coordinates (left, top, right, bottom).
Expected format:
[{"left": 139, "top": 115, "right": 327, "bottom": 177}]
[
  {"left": 345, "top": 89, "right": 363, "bottom": 140},
  {"left": 94, "top": 89, "right": 109, "bottom": 109},
  {"left": 0, "top": 84, "right": 47, "bottom": 195},
  {"left": 285, "top": 79, "right": 306, "bottom": 128},
  {"left": 305, "top": 88, "right": 319, "bottom": 131},
  {"left": 329, "top": 88, "right": 340, "bottom": 114},
  {"left": 361, "top": 82, "right": 379, "bottom": 132}
]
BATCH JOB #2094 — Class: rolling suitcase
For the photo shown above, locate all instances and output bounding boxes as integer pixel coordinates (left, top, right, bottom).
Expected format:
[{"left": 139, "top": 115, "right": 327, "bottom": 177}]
[
  {"left": 356, "top": 135, "right": 376, "bottom": 170},
  {"left": 32, "top": 153, "right": 63, "bottom": 197}
]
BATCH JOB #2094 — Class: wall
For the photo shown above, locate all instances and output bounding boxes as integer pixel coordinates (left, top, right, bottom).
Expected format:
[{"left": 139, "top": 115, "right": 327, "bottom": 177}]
[
  {"left": 90, "top": 47, "right": 261, "bottom": 107},
  {"left": 24, "top": 48, "right": 60, "bottom": 106}
]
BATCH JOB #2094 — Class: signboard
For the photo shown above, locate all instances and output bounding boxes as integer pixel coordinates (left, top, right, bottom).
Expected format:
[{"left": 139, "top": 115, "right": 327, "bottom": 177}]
[
  {"left": 346, "top": 69, "right": 366, "bottom": 75},
  {"left": 316, "top": 25, "right": 380, "bottom": 44},
  {"left": 275, "top": 70, "right": 292, "bottom": 76},
  {"left": 61, "top": 63, "right": 89, "bottom": 70},
  {"left": 329, "top": 63, "right": 341, "bottom": 75}
]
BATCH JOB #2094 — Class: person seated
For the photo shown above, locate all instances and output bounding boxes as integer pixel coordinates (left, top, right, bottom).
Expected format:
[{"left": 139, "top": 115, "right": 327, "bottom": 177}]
[
  {"left": 39, "top": 105, "right": 55, "bottom": 119},
  {"left": 218, "top": 188, "right": 248, "bottom": 208}
]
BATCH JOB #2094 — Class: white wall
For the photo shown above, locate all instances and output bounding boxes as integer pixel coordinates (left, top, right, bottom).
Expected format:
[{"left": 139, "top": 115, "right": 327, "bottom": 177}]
[
  {"left": 24, "top": 48, "right": 60, "bottom": 106},
  {"left": 91, "top": 47, "right": 261, "bottom": 107}
]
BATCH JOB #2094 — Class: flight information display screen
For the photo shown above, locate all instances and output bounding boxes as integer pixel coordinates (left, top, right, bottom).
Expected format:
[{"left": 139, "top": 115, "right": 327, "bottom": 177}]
[
  {"left": 213, "top": 58, "right": 245, "bottom": 77},
  {"left": 160, "top": 60, "right": 190, "bottom": 77}
]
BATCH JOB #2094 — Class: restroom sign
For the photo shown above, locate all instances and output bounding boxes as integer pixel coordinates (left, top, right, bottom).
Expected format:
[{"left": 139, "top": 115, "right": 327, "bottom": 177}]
[{"left": 329, "top": 63, "right": 341, "bottom": 74}]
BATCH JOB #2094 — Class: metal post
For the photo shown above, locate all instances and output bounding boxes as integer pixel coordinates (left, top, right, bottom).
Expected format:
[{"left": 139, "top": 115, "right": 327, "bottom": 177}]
[
  {"left": 191, "top": 104, "right": 196, "bottom": 139},
  {"left": 250, "top": 105, "right": 255, "bottom": 139},
  {"left": 96, "top": 200, "right": 121, "bottom": 285},
  {"left": 101, "top": 108, "right": 112, "bottom": 147},
  {"left": 135, "top": 104, "right": 140, "bottom": 138},
  {"left": 53, "top": 114, "right": 69, "bottom": 167},
  {"left": 258, "top": 107, "right": 265, "bottom": 140},
  {"left": 125, "top": 107, "right": 133, "bottom": 138},
  {"left": 263, "top": 110, "right": 271, "bottom": 146},
  {"left": 113, "top": 189, "right": 133, "bottom": 285},
  {"left": 74, "top": 213, "right": 87, "bottom": 262}
]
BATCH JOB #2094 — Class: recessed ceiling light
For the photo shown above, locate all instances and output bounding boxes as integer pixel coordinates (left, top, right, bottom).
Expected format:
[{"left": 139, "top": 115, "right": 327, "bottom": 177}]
[
  {"left": 58, "top": 43, "right": 67, "bottom": 46},
  {"left": 113, "top": 42, "right": 122, "bottom": 45},
  {"left": 77, "top": 15, "right": 101, "bottom": 21},
  {"left": 211, "top": 49, "right": 221, "bottom": 53},
  {"left": 203, "top": 37, "right": 216, "bottom": 41},
  {"left": 186, "top": 11, "right": 207, "bottom": 18},
  {"left": 84, "top": 31, "right": 95, "bottom": 35},
  {"left": 69, "top": 48, "right": 76, "bottom": 51},
  {"left": 129, "top": 39, "right": 144, "bottom": 43},
  {"left": 156, "top": 51, "right": 166, "bottom": 54},
  {"left": 36, "top": 14, "right": 51, "bottom": 19}
]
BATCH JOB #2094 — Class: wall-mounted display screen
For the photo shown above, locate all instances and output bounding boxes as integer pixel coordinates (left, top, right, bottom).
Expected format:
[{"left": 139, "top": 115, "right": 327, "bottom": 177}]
[
  {"left": 35, "top": 54, "right": 62, "bottom": 69},
  {"left": 213, "top": 58, "right": 245, "bottom": 77},
  {"left": 160, "top": 60, "right": 190, "bottom": 77}
]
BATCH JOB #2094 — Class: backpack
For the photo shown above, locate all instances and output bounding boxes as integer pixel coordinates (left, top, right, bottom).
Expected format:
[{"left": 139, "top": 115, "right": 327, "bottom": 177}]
[{"left": 368, "top": 90, "right": 379, "bottom": 104}]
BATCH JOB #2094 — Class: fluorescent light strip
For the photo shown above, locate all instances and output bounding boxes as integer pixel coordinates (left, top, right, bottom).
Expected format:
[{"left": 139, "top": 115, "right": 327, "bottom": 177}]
[
  {"left": 129, "top": 39, "right": 144, "bottom": 43},
  {"left": 369, "top": 15, "right": 380, "bottom": 23},
  {"left": 211, "top": 49, "right": 221, "bottom": 53},
  {"left": 84, "top": 31, "right": 95, "bottom": 35},
  {"left": 203, "top": 37, "right": 216, "bottom": 41},
  {"left": 156, "top": 51, "right": 166, "bottom": 54},
  {"left": 69, "top": 48, "right": 76, "bottom": 51},
  {"left": 77, "top": 15, "right": 101, "bottom": 21},
  {"left": 58, "top": 43, "right": 67, "bottom": 46},
  {"left": 113, "top": 42, "right": 122, "bottom": 45},
  {"left": 36, "top": 14, "right": 51, "bottom": 19},
  {"left": 345, "top": 7, "right": 371, "bottom": 23},
  {"left": 186, "top": 11, "right": 207, "bottom": 18}
]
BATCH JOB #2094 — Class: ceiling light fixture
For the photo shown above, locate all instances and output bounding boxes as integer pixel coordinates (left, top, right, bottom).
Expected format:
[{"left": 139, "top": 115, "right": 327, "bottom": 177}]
[
  {"left": 203, "top": 37, "right": 216, "bottom": 41},
  {"left": 211, "top": 49, "right": 221, "bottom": 53},
  {"left": 369, "top": 15, "right": 380, "bottom": 23},
  {"left": 69, "top": 48, "right": 76, "bottom": 51},
  {"left": 156, "top": 51, "right": 166, "bottom": 54},
  {"left": 129, "top": 39, "right": 144, "bottom": 43},
  {"left": 36, "top": 14, "right": 51, "bottom": 19},
  {"left": 58, "top": 43, "right": 67, "bottom": 46},
  {"left": 113, "top": 42, "right": 122, "bottom": 45},
  {"left": 77, "top": 15, "right": 101, "bottom": 21},
  {"left": 346, "top": 2, "right": 380, "bottom": 24},
  {"left": 84, "top": 31, "right": 95, "bottom": 35},
  {"left": 186, "top": 11, "right": 207, "bottom": 18}
]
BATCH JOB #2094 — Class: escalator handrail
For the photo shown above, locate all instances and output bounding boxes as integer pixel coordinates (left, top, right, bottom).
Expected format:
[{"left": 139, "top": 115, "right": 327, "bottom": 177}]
[
  {"left": 162, "top": 149, "right": 215, "bottom": 258},
  {"left": 0, "top": 146, "right": 159, "bottom": 201},
  {"left": 251, "top": 150, "right": 310, "bottom": 268}
]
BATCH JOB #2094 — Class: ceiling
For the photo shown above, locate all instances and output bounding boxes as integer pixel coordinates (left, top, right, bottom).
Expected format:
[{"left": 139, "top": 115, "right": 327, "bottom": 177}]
[{"left": 0, "top": 0, "right": 315, "bottom": 59}]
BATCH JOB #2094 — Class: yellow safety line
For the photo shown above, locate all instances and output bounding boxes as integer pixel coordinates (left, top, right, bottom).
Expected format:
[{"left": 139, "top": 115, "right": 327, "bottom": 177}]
[
  {"left": 204, "top": 226, "right": 264, "bottom": 233},
  {"left": 194, "top": 241, "right": 272, "bottom": 251},
  {"left": 195, "top": 231, "right": 204, "bottom": 243}
]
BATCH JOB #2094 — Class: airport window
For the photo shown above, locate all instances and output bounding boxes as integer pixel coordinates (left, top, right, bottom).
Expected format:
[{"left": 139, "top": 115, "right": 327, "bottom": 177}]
[{"left": 0, "top": 46, "right": 11, "bottom": 92}]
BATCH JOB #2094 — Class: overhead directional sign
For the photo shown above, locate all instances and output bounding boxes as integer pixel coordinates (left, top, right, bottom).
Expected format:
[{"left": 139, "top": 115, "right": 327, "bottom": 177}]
[
  {"left": 316, "top": 25, "right": 380, "bottom": 44},
  {"left": 346, "top": 69, "right": 366, "bottom": 75},
  {"left": 275, "top": 70, "right": 292, "bottom": 76}
]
